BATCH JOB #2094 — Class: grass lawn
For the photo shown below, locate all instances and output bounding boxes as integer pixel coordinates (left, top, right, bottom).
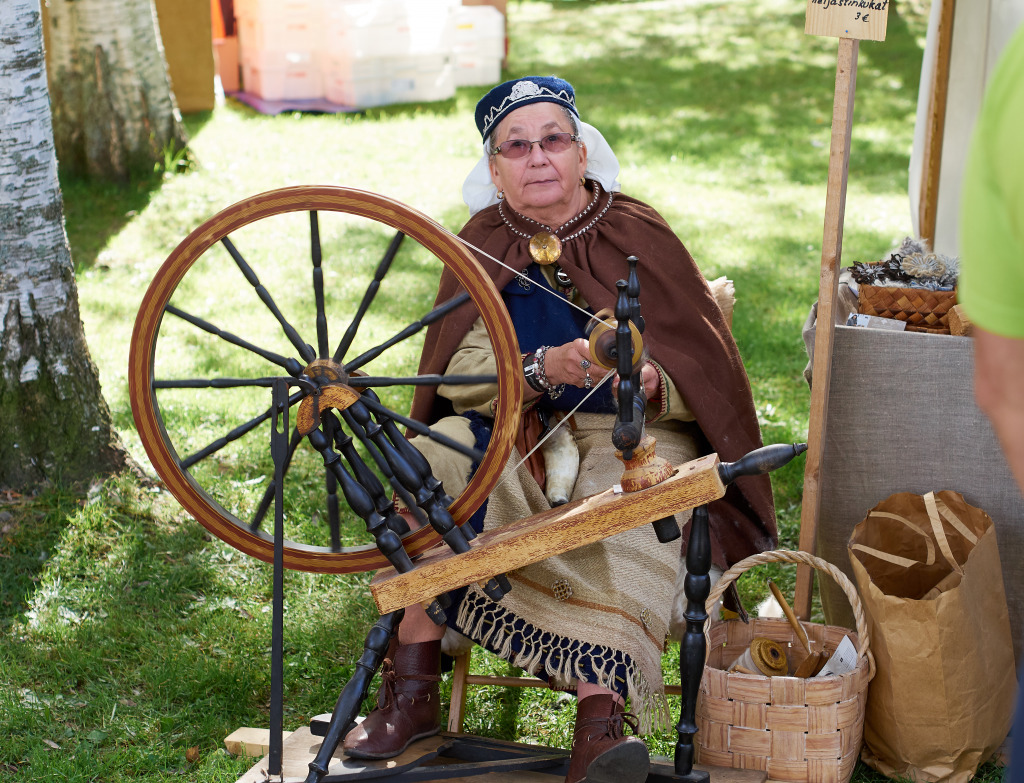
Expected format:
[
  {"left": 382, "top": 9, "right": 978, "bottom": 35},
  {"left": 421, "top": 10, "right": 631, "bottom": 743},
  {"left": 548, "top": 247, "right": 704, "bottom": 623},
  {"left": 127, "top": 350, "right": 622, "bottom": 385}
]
[{"left": 1, "top": 0, "right": 1006, "bottom": 781}]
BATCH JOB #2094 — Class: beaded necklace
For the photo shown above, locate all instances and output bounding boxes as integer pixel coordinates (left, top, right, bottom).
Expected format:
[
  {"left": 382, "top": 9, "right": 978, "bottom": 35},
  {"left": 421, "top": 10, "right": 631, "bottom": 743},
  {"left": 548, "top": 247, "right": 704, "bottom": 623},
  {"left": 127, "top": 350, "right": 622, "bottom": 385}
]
[{"left": 499, "top": 182, "right": 610, "bottom": 265}]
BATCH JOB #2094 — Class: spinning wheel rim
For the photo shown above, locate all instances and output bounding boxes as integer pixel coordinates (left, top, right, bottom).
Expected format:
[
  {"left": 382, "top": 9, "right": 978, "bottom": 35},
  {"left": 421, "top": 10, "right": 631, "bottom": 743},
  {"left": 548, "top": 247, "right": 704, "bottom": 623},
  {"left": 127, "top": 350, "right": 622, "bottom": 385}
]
[{"left": 129, "top": 185, "right": 521, "bottom": 573}]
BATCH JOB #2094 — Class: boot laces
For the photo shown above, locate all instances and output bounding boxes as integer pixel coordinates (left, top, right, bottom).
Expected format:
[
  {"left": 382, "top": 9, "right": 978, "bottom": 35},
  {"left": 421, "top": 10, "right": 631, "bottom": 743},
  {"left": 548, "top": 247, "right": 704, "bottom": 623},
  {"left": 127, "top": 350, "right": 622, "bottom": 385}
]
[
  {"left": 577, "top": 710, "right": 640, "bottom": 743},
  {"left": 375, "top": 657, "right": 441, "bottom": 710}
]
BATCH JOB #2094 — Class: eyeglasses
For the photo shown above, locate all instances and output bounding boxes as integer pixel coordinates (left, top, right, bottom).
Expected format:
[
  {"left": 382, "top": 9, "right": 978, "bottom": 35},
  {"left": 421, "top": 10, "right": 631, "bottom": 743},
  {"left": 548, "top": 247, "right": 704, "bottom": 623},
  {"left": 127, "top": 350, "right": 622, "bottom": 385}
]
[{"left": 490, "top": 132, "right": 580, "bottom": 159}]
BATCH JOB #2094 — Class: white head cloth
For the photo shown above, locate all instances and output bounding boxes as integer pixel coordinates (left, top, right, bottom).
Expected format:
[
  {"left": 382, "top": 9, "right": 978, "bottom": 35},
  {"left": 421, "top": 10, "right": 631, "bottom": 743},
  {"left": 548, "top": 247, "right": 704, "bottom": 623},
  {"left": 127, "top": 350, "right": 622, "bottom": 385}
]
[{"left": 462, "top": 120, "right": 622, "bottom": 217}]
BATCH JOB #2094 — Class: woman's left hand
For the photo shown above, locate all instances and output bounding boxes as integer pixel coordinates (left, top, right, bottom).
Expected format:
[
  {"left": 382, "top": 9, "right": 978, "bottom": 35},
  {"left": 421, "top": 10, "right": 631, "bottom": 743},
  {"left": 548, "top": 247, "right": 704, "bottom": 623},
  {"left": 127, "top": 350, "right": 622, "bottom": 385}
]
[{"left": 611, "top": 361, "right": 661, "bottom": 400}]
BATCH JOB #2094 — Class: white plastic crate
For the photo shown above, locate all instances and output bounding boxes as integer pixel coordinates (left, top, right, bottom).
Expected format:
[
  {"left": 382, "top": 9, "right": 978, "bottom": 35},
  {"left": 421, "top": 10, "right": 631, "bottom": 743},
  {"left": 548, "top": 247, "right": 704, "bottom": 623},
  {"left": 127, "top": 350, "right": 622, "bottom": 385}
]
[
  {"left": 323, "top": 0, "right": 455, "bottom": 59},
  {"left": 324, "top": 74, "right": 392, "bottom": 108},
  {"left": 238, "top": 12, "right": 322, "bottom": 60},
  {"left": 453, "top": 5, "right": 504, "bottom": 55},
  {"left": 242, "top": 52, "right": 323, "bottom": 100},
  {"left": 323, "top": 53, "right": 392, "bottom": 107},
  {"left": 388, "top": 53, "right": 455, "bottom": 103},
  {"left": 453, "top": 55, "right": 501, "bottom": 87},
  {"left": 452, "top": 5, "right": 503, "bottom": 87},
  {"left": 235, "top": 0, "right": 322, "bottom": 22}
]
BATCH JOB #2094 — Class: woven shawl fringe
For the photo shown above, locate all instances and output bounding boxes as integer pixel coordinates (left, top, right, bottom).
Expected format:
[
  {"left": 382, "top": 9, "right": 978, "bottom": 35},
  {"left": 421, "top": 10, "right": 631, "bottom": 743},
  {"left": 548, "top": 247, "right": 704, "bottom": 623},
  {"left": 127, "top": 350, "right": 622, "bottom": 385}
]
[{"left": 455, "top": 586, "right": 672, "bottom": 734}]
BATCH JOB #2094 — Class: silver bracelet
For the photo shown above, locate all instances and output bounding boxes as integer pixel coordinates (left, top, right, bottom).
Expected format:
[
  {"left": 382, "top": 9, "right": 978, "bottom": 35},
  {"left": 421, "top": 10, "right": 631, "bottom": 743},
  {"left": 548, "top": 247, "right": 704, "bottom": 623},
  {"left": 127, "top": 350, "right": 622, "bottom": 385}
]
[
  {"left": 536, "top": 345, "right": 565, "bottom": 400},
  {"left": 523, "top": 352, "right": 546, "bottom": 393}
]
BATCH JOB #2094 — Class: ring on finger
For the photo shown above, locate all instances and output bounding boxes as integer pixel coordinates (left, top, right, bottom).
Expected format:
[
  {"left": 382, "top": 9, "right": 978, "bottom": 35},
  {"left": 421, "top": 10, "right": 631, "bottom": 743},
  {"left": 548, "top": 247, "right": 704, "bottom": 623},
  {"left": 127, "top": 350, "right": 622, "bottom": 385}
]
[
  {"left": 580, "top": 358, "right": 592, "bottom": 370},
  {"left": 584, "top": 373, "right": 593, "bottom": 389}
]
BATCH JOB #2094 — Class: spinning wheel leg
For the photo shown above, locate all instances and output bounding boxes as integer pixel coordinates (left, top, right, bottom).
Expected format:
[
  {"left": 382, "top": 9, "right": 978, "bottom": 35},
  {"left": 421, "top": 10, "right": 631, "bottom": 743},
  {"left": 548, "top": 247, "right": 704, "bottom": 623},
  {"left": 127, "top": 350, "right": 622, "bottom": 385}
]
[
  {"left": 675, "top": 503, "right": 712, "bottom": 782},
  {"left": 305, "top": 611, "right": 404, "bottom": 783}
]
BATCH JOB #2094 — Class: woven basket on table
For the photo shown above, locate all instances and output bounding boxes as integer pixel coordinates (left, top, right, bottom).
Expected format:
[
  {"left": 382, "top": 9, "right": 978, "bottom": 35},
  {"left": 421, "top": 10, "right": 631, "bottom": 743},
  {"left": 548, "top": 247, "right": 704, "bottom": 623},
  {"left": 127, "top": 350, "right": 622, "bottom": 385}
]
[
  {"left": 695, "top": 550, "right": 876, "bottom": 783},
  {"left": 858, "top": 285, "right": 957, "bottom": 334}
]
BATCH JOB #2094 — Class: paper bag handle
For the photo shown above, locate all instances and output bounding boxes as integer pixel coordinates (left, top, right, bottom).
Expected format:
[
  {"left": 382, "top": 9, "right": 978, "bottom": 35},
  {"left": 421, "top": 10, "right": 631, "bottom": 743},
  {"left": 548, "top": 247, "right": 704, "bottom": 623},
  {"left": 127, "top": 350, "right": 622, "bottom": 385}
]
[
  {"left": 850, "top": 510, "right": 936, "bottom": 568},
  {"left": 923, "top": 491, "right": 978, "bottom": 576}
]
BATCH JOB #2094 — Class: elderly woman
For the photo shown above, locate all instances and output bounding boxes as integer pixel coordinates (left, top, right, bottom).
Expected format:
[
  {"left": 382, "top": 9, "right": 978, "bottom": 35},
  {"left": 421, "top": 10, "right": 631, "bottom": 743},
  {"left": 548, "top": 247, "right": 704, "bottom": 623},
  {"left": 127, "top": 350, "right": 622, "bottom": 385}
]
[{"left": 343, "top": 76, "right": 776, "bottom": 783}]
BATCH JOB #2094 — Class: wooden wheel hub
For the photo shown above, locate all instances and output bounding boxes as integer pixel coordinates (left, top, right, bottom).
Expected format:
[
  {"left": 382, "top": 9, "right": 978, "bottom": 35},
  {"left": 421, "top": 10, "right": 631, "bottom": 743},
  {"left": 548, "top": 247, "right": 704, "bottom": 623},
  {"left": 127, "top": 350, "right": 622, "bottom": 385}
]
[{"left": 296, "top": 359, "right": 359, "bottom": 436}]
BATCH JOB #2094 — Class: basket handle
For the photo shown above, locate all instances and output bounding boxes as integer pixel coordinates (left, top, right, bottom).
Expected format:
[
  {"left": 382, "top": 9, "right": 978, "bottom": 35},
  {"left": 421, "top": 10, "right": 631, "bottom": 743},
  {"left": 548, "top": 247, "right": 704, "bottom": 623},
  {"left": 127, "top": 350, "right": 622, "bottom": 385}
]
[{"left": 705, "top": 549, "right": 875, "bottom": 678}]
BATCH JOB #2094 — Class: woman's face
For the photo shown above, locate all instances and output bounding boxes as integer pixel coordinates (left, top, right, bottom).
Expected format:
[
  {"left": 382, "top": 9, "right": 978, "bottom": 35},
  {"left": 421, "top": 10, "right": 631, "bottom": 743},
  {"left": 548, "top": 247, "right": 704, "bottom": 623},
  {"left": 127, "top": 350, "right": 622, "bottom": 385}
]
[{"left": 487, "top": 102, "right": 587, "bottom": 221}]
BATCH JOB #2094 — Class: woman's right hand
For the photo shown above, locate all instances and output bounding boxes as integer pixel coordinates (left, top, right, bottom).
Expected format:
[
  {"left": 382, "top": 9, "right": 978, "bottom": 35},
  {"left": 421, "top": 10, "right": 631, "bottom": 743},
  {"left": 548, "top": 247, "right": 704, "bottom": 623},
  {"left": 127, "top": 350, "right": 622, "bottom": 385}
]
[{"left": 543, "top": 339, "right": 610, "bottom": 389}]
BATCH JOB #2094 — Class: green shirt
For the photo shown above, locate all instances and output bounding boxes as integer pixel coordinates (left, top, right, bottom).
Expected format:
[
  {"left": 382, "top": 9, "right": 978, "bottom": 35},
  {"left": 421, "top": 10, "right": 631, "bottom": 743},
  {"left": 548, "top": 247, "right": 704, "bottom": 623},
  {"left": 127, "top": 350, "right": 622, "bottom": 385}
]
[{"left": 959, "top": 24, "right": 1024, "bottom": 338}]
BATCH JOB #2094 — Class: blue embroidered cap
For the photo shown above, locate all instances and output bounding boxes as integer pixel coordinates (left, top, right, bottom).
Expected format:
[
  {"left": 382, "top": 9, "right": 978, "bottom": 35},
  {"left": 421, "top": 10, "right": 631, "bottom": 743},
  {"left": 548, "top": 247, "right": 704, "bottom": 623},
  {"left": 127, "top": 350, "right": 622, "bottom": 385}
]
[{"left": 475, "top": 76, "right": 579, "bottom": 140}]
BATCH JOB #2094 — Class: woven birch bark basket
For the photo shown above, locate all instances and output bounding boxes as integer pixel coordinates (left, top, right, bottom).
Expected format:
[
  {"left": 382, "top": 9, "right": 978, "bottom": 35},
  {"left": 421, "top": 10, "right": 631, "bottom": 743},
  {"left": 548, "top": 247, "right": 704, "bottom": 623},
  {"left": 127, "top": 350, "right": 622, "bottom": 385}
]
[
  {"left": 695, "top": 550, "right": 876, "bottom": 783},
  {"left": 858, "top": 285, "right": 957, "bottom": 333}
]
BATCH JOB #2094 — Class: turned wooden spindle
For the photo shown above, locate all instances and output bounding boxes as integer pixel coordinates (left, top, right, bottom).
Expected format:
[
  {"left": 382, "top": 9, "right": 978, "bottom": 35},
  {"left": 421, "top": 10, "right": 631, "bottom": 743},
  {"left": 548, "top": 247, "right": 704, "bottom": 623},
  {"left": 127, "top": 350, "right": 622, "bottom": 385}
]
[
  {"left": 347, "top": 397, "right": 508, "bottom": 605},
  {"left": 304, "top": 610, "right": 404, "bottom": 783},
  {"left": 611, "top": 261, "right": 679, "bottom": 541},
  {"left": 675, "top": 502, "right": 712, "bottom": 782}
]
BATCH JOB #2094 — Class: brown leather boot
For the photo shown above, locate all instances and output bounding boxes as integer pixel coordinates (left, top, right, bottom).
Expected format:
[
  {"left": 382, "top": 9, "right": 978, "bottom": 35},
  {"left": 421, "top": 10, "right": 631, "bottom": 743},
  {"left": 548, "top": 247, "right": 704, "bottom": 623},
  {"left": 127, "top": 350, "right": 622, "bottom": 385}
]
[
  {"left": 565, "top": 694, "right": 649, "bottom": 783},
  {"left": 342, "top": 640, "right": 442, "bottom": 759}
]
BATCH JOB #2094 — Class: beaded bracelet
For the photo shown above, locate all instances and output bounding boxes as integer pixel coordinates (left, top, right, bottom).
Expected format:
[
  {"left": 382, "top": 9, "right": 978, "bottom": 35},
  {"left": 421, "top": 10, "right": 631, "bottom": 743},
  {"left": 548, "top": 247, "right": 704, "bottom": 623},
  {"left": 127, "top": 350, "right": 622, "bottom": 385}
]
[
  {"left": 522, "top": 346, "right": 565, "bottom": 400},
  {"left": 536, "top": 346, "right": 565, "bottom": 400}
]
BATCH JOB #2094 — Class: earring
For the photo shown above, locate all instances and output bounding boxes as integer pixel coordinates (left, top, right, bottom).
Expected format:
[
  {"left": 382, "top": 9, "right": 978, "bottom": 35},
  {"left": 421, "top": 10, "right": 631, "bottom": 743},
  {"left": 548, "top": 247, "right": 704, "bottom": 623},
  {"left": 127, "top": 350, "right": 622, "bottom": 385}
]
[
  {"left": 579, "top": 177, "right": 585, "bottom": 185},
  {"left": 497, "top": 190, "right": 504, "bottom": 200}
]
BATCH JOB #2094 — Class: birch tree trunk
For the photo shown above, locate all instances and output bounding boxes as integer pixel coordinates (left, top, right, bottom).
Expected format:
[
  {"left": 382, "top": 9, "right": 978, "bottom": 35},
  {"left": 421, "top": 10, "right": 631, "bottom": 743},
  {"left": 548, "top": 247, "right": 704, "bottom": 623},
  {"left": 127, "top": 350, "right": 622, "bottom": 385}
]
[
  {"left": 1, "top": 0, "right": 131, "bottom": 488},
  {"left": 45, "top": 0, "right": 189, "bottom": 182}
]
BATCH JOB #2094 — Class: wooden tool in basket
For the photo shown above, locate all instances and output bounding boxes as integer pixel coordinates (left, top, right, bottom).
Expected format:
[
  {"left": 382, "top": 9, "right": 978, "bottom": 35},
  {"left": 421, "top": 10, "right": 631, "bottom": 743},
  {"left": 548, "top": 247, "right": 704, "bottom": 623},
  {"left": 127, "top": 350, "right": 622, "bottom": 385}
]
[{"left": 699, "top": 550, "right": 876, "bottom": 783}]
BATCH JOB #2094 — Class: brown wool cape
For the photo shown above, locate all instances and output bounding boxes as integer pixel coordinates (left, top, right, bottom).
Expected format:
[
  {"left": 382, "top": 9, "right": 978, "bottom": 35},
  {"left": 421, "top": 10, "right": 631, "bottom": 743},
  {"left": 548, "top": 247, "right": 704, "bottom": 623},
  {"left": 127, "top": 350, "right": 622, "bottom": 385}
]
[{"left": 410, "top": 186, "right": 776, "bottom": 569}]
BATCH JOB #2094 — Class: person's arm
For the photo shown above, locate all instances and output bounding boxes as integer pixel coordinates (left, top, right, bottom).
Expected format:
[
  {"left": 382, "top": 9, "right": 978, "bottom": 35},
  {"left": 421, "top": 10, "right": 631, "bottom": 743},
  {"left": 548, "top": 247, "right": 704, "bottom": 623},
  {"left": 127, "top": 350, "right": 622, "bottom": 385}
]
[
  {"left": 973, "top": 327, "right": 1024, "bottom": 491},
  {"left": 437, "top": 317, "right": 502, "bottom": 415},
  {"left": 644, "top": 360, "right": 695, "bottom": 423}
]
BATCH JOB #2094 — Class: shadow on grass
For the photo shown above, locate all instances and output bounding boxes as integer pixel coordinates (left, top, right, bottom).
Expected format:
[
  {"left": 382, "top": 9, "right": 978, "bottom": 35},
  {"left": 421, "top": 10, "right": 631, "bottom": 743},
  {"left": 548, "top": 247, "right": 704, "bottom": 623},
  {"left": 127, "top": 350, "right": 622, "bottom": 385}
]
[
  {"left": 61, "top": 174, "right": 160, "bottom": 273},
  {"left": 61, "top": 111, "right": 215, "bottom": 274},
  {"left": 0, "top": 489, "right": 79, "bottom": 630},
  {"left": 1, "top": 477, "right": 379, "bottom": 765}
]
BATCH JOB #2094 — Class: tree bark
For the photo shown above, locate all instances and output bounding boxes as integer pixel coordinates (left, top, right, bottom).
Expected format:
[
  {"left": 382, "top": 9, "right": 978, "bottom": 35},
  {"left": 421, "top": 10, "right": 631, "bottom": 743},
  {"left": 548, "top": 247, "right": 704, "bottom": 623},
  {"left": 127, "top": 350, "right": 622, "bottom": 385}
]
[
  {"left": 44, "top": 0, "right": 189, "bottom": 182},
  {"left": 1, "top": 0, "right": 132, "bottom": 489}
]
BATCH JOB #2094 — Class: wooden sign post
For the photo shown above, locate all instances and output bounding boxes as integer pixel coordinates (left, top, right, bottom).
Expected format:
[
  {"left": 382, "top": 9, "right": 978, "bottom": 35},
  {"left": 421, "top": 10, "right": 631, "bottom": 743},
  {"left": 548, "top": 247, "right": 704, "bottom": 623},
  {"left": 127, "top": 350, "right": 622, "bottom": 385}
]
[{"left": 794, "top": 1, "right": 889, "bottom": 619}]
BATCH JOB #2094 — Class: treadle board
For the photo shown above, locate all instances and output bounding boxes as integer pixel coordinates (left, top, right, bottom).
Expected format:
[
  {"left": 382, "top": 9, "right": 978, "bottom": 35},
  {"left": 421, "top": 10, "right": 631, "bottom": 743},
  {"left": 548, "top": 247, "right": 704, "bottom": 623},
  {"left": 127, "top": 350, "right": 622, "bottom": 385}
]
[
  {"left": 370, "top": 453, "right": 725, "bottom": 614},
  {"left": 233, "top": 727, "right": 451, "bottom": 782},
  {"left": 232, "top": 729, "right": 767, "bottom": 783}
]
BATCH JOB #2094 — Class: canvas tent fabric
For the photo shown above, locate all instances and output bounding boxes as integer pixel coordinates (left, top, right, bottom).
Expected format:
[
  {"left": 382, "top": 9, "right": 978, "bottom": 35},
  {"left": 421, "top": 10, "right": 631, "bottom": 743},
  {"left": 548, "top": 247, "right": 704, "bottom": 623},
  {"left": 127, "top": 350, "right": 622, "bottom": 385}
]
[
  {"left": 811, "top": 326, "right": 1024, "bottom": 667},
  {"left": 909, "top": 0, "right": 1024, "bottom": 255}
]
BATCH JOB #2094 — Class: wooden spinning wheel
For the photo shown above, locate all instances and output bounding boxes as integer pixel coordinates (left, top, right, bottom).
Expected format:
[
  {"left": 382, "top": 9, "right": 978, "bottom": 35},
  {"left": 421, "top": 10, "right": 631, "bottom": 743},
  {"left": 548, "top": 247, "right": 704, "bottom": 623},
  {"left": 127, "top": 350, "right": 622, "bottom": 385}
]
[
  {"left": 129, "top": 185, "right": 522, "bottom": 575},
  {"left": 132, "top": 186, "right": 805, "bottom": 783}
]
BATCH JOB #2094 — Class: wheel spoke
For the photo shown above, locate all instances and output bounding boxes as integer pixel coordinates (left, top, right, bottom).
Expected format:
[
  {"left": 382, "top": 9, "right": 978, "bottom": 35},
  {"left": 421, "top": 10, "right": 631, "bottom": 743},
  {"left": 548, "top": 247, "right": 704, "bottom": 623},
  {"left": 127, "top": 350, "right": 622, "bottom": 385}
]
[
  {"left": 356, "top": 390, "right": 485, "bottom": 463},
  {"left": 164, "top": 305, "right": 305, "bottom": 376},
  {"left": 221, "top": 236, "right": 315, "bottom": 363},
  {"left": 348, "top": 373, "right": 498, "bottom": 388},
  {"left": 154, "top": 377, "right": 295, "bottom": 390},
  {"left": 177, "top": 389, "right": 306, "bottom": 469},
  {"left": 333, "top": 231, "right": 405, "bottom": 363},
  {"left": 343, "top": 291, "right": 471, "bottom": 374},
  {"left": 310, "top": 211, "right": 330, "bottom": 359}
]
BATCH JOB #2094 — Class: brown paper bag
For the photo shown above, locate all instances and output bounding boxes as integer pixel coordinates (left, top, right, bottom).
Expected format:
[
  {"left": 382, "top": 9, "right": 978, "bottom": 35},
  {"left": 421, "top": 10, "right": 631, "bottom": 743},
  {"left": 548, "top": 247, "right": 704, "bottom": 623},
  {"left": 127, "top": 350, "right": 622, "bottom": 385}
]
[{"left": 848, "top": 490, "right": 1016, "bottom": 783}]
